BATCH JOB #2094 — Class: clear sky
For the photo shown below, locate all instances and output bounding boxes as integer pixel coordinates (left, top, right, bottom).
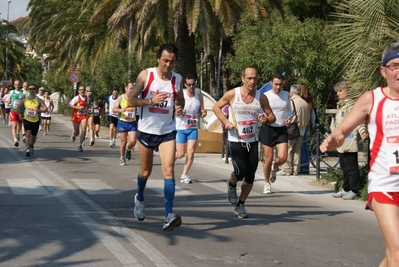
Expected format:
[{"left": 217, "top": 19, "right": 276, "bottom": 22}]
[{"left": 0, "top": 0, "right": 30, "bottom": 21}]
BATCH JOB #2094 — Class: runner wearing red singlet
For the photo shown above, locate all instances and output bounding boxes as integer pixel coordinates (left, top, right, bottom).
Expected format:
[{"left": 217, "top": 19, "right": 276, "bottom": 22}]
[
  {"left": 321, "top": 41, "right": 399, "bottom": 266},
  {"left": 68, "top": 85, "right": 88, "bottom": 152}
]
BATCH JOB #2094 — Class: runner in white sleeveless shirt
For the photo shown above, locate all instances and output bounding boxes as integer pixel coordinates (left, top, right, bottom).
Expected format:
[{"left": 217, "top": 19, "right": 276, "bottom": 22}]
[
  {"left": 175, "top": 74, "right": 207, "bottom": 183},
  {"left": 127, "top": 43, "right": 185, "bottom": 231},
  {"left": 321, "top": 41, "right": 399, "bottom": 266},
  {"left": 213, "top": 67, "right": 275, "bottom": 218}
]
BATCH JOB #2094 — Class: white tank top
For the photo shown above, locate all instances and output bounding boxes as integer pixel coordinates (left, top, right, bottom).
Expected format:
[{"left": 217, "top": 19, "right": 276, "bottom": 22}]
[
  {"left": 41, "top": 99, "right": 51, "bottom": 117},
  {"left": 108, "top": 95, "right": 119, "bottom": 117},
  {"left": 139, "top": 68, "right": 182, "bottom": 135},
  {"left": 228, "top": 87, "right": 261, "bottom": 143},
  {"left": 175, "top": 90, "right": 200, "bottom": 130},
  {"left": 368, "top": 86, "right": 399, "bottom": 192}
]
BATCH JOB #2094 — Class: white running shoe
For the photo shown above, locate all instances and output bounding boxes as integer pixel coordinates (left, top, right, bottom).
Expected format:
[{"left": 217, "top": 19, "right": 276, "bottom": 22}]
[
  {"left": 180, "top": 174, "right": 192, "bottom": 183},
  {"left": 263, "top": 182, "right": 272, "bottom": 194}
]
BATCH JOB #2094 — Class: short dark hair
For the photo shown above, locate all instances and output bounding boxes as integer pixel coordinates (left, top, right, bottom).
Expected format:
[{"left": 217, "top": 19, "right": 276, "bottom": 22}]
[
  {"left": 185, "top": 74, "right": 197, "bottom": 81},
  {"left": 29, "top": 83, "right": 37, "bottom": 89},
  {"left": 112, "top": 86, "right": 119, "bottom": 91},
  {"left": 271, "top": 72, "right": 284, "bottom": 81},
  {"left": 157, "top": 43, "right": 179, "bottom": 61}
]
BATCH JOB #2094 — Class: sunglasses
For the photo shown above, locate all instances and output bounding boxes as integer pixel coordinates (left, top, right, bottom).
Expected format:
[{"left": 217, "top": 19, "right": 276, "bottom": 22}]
[
  {"left": 186, "top": 83, "right": 196, "bottom": 87},
  {"left": 28, "top": 88, "right": 36, "bottom": 90},
  {"left": 86, "top": 91, "right": 92, "bottom": 93}
]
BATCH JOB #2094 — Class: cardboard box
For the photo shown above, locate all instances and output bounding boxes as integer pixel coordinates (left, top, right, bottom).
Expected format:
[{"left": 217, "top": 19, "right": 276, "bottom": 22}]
[{"left": 196, "top": 130, "right": 223, "bottom": 153}]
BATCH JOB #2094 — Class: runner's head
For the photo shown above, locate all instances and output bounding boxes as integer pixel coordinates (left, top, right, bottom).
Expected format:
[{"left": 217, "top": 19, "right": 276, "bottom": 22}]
[{"left": 157, "top": 43, "right": 178, "bottom": 74}]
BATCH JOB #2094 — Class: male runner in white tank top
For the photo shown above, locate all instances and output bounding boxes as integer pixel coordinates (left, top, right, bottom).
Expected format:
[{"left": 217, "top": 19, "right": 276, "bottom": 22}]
[
  {"left": 127, "top": 43, "right": 185, "bottom": 231},
  {"left": 175, "top": 74, "right": 207, "bottom": 183},
  {"left": 321, "top": 41, "right": 399, "bottom": 266},
  {"left": 213, "top": 67, "right": 275, "bottom": 218}
]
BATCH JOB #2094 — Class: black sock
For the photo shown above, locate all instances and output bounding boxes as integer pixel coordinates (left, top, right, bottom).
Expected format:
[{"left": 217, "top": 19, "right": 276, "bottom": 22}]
[
  {"left": 30, "top": 145, "right": 34, "bottom": 148},
  {"left": 237, "top": 200, "right": 244, "bottom": 206}
]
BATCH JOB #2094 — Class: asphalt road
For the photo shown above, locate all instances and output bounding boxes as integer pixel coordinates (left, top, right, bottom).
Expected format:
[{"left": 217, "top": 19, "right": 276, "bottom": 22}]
[{"left": 0, "top": 114, "right": 384, "bottom": 267}]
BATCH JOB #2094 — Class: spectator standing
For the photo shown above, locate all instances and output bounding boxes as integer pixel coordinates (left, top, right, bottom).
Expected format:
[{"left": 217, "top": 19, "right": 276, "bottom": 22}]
[
  {"left": 330, "top": 82, "right": 368, "bottom": 200},
  {"left": 278, "top": 84, "right": 310, "bottom": 176},
  {"left": 299, "top": 83, "right": 315, "bottom": 174}
]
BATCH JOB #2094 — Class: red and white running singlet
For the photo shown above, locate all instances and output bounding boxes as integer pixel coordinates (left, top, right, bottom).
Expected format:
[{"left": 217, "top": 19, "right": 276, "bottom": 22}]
[
  {"left": 175, "top": 90, "right": 200, "bottom": 130},
  {"left": 368, "top": 86, "right": 399, "bottom": 193},
  {"left": 228, "top": 87, "right": 262, "bottom": 143},
  {"left": 139, "top": 68, "right": 182, "bottom": 135}
]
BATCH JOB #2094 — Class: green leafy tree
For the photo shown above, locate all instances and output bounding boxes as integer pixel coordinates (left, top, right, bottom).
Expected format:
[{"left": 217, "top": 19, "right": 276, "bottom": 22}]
[
  {"left": 0, "top": 21, "right": 27, "bottom": 80},
  {"left": 329, "top": 0, "right": 399, "bottom": 95},
  {"left": 225, "top": 14, "right": 339, "bottom": 104}
]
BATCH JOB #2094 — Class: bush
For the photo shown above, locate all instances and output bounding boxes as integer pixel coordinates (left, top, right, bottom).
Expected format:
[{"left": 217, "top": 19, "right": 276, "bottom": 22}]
[{"left": 321, "top": 163, "right": 368, "bottom": 201}]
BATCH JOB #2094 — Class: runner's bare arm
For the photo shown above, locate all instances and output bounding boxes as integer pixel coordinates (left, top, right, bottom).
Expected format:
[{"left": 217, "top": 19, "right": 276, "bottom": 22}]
[
  {"left": 39, "top": 99, "right": 48, "bottom": 113},
  {"left": 213, "top": 90, "right": 235, "bottom": 130},
  {"left": 112, "top": 96, "right": 122, "bottom": 113},
  {"left": 320, "top": 90, "right": 371, "bottom": 152},
  {"left": 175, "top": 86, "right": 185, "bottom": 116},
  {"left": 259, "top": 94, "right": 276, "bottom": 124}
]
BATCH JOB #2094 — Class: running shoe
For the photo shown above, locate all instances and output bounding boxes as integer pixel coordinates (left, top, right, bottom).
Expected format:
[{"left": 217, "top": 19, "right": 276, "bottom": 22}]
[
  {"left": 22, "top": 134, "right": 25, "bottom": 143},
  {"left": 126, "top": 149, "right": 132, "bottom": 160},
  {"left": 14, "top": 139, "right": 19, "bottom": 147},
  {"left": 17, "top": 133, "right": 20, "bottom": 142},
  {"left": 162, "top": 213, "right": 182, "bottom": 231},
  {"left": 95, "top": 132, "right": 99, "bottom": 138},
  {"left": 109, "top": 141, "right": 113, "bottom": 148},
  {"left": 180, "top": 174, "right": 192, "bottom": 183},
  {"left": 39, "top": 125, "right": 42, "bottom": 131},
  {"left": 43, "top": 132, "right": 47, "bottom": 136},
  {"left": 71, "top": 135, "right": 76, "bottom": 142},
  {"left": 342, "top": 190, "right": 358, "bottom": 200},
  {"left": 133, "top": 193, "right": 145, "bottom": 221},
  {"left": 234, "top": 203, "right": 249, "bottom": 219},
  {"left": 119, "top": 156, "right": 126, "bottom": 166},
  {"left": 30, "top": 146, "right": 34, "bottom": 156},
  {"left": 332, "top": 189, "right": 347, "bottom": 198},
  {"left": 263, "top": 182, "right": 272, "bottom": 194},
  {"left": 77, "top": 144, "right": 83, "bottom": 152},
  {"left": 25, "top": 149, "right": 31, "bottom": 157},
  {"left": 89, "top": 139, "right": 95, "bottom": 146},
  {"left": 227, "top": 180, "right": 238, "bottom": 205}
]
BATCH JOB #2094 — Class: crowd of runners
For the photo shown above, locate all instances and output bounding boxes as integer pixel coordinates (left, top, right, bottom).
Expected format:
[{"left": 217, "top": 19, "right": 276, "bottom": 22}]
[{"left": 2, "top": 42, "right": 399, "bottom": 266}]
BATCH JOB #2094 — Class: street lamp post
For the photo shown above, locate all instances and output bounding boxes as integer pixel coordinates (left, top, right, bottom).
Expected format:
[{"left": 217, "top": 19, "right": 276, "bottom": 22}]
[{"left": 5, "top": 0, "right": 11, "bottom": 81}]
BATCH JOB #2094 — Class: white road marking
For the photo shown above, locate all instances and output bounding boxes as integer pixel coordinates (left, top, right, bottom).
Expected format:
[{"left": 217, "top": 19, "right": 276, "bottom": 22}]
[
  {"left": 7, "top": 178, "right": 49, "bottom": 195},
  {"left": 72, "top": 179, "right": 121, "bottom": 195},
  {"left": 146, "top": 179, "right": 195, "bottom": 196}
]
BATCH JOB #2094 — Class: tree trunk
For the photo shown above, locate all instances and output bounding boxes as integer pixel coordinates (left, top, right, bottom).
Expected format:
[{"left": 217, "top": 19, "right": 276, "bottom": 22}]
[
  {"left": 173, "top": 6, "right": 196, "bottom": 80},
  {"left": 207, "top": 54, "right": 216, "bottom": 98}
]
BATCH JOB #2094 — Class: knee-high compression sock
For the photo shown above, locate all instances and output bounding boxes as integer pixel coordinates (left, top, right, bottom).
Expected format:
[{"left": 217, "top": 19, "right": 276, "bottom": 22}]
[
  {"left": 137, "top": 175, "right": 147, "bottom": 202},
  {"left": 164, "top": 179, "right": 176, "bottom": 217}
]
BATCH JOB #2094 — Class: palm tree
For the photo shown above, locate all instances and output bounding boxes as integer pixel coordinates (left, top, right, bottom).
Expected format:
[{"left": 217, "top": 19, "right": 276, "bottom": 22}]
[
  {"left": 330, "top": 0, "right": 399, "bottom": 94},
  {"left": 90, "top": 0, "right": 282, "bottom": 81},
  {"left": 0, "top": 21, "right": 26, "bottom": 80}
]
